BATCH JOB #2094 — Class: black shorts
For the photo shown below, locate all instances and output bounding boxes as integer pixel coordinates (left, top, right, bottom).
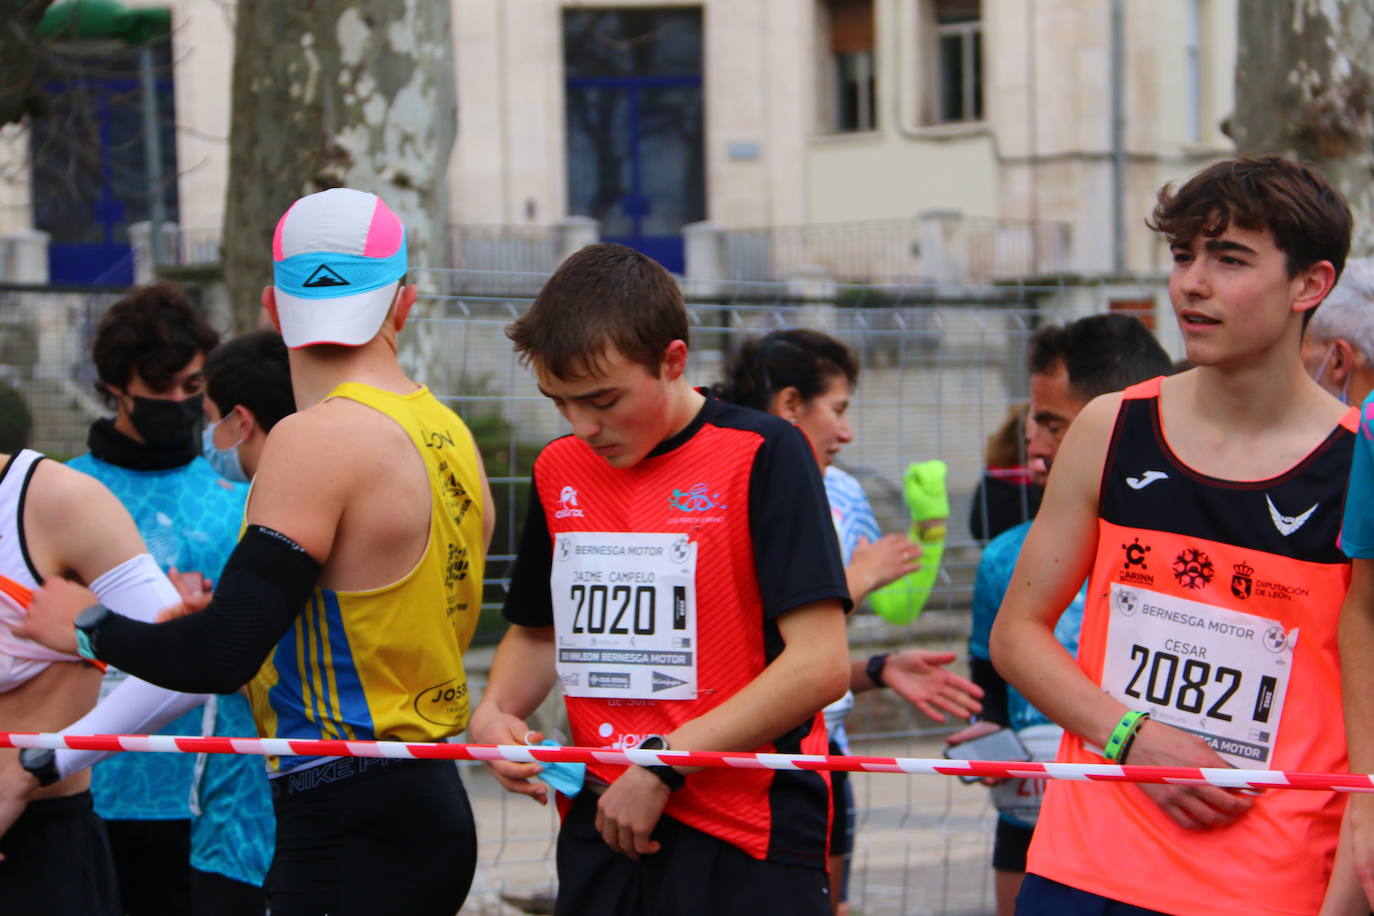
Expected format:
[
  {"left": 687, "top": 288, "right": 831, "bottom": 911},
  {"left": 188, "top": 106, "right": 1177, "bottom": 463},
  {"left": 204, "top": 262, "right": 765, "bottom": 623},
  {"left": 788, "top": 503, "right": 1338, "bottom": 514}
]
[
  {"left": 992, "top": 817, "right": 1034, "bottom": 873},
  {"left": 555, "top": 790, "right": 830, "bottom": 916},
  {"left": 828, "top": 740, "right": 854, "bottom": 902},
  {"left": 268, "top": 757, "right": 476, "bottom": 916},
  {"left": 0, "top": 791, "right": 121, "bottom": 915},
  {"left": 190, "top": 867, "right": 267, "bottom": 916},
  {"left": 104, "top": 817, "right": 191, "bottom": 916},
  {"left": 828, "top": 743, "right": 854, "bottom": 858}
]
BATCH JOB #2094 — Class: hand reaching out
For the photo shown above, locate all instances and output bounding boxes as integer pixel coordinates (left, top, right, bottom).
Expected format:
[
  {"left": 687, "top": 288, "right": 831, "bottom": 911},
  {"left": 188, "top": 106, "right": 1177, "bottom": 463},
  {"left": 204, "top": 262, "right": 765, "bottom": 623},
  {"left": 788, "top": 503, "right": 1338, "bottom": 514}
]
[
  {"left": 467, "top": 710, "right": 548, "bottom": 806},
  {"left": 880, "top": 649, "right": 983, "bottom": 722}
]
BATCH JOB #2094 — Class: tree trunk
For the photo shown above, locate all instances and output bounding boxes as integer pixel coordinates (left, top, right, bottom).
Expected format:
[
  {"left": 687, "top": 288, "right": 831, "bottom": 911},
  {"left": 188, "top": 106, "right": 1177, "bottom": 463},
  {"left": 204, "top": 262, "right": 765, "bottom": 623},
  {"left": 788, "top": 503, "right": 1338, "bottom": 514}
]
[
  {"left": 221, "top": 0, "right": 456, "bottom": 378},
  {"left": 0, "top": 0, "right": 58, "bottom": 129},
  {"left": 1231, "top": 0, "right": 1374, "bottom": 255}
]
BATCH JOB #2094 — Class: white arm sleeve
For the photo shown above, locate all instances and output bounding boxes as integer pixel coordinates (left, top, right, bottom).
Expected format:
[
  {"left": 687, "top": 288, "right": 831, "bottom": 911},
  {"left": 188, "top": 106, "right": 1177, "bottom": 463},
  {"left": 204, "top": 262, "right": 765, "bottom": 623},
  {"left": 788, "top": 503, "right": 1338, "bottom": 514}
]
[
  {"left": 55, "top": 677, "right": 209, "bottom": 779},
  {"left": 87, "top": 553, "right": 181, "bottom": 623},
  {"left": 57, "top": 554, "right": 206, "bottom": 777}
]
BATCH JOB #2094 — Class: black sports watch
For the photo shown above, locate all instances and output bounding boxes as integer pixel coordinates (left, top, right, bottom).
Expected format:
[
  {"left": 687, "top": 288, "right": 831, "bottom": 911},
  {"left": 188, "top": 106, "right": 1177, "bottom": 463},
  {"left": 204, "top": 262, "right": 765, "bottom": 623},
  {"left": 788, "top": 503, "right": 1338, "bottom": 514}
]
[
  {"left": 19, "top": 747, "right": 60, "bottom": 787},
  {"left": 866, "top": 653, "right": 890, "bottom": 688},
  {"left": 637, "top": 735, "right": 686, "bottom": 792},
  {"left": 73, "top": 603, "right": 114, "bottom": 661}
]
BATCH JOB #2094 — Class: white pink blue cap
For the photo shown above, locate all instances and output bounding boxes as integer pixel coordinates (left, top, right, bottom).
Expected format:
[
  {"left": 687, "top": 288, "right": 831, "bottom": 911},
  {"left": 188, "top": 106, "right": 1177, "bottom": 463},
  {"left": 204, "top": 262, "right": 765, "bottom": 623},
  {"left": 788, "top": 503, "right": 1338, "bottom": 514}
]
[{"left": 271, "top": 188, "right": 408, "bottom": 349}]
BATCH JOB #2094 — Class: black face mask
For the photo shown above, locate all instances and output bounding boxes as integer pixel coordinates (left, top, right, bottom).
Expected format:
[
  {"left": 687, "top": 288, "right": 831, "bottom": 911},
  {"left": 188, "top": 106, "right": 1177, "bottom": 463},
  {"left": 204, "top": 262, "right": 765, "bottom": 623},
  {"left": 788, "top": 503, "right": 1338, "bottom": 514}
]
[{"left": 128, "top": 394, "right": 204, "bottom": 450}]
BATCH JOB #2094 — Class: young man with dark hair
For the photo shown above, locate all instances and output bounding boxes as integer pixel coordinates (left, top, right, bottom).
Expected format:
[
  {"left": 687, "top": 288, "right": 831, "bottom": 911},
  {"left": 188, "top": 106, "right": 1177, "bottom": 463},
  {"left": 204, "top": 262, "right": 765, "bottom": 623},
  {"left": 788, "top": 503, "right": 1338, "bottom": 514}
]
[
  {"left": 471, "top": 242, "right": 851, "bottom": 915},
  {"left": 67, "top": 283, "right": 274, "bottom": 915},
  {"left": 958, "top": 313, "right": 1173, "bottom": 916},
  {"left": 201, "top": 329, "right": 295, "bottom": 484},
  {"left": 993, "top": 157, "right": 1364, "bottom": 914},
  {"left": 21, "top": 189, "right": 495, "bottom": 915}
]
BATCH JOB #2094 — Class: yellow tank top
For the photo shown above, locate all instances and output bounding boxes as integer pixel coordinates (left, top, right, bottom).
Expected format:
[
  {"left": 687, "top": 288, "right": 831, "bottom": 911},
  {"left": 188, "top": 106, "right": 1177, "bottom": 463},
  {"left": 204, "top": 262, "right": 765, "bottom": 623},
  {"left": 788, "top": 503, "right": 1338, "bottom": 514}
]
[{"left": 246, "top": 382, "right": 485, "bottom": 774}]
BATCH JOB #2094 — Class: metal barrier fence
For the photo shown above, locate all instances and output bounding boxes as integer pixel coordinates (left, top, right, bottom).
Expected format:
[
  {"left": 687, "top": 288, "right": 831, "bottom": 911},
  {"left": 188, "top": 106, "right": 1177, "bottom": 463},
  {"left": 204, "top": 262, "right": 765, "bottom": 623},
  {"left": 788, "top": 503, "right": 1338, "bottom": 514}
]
[{"left": 0, "top": 273, "right": 1177, "bottom": 915}]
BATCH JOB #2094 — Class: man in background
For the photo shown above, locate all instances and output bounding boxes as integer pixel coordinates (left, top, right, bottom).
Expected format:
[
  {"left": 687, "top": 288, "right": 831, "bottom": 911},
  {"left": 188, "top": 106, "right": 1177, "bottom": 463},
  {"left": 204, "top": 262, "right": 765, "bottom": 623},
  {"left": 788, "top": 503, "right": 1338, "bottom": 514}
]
[{"left": 1302, "top": 257, "right": 1374, "bottom": 406}]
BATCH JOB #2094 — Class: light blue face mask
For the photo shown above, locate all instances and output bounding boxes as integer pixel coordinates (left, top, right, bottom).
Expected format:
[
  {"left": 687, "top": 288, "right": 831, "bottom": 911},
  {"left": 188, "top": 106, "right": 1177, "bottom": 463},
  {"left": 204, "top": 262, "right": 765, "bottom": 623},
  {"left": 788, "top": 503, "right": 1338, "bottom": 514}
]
[
  {"left": 530, "top": 732, "right": 585, "bottom": 799},
  {"left": 201, "top": 415, "right": 249, "bottom": 483},
  {"left": 1312, "top": 342, "right": 1353, "bottom": 405}
]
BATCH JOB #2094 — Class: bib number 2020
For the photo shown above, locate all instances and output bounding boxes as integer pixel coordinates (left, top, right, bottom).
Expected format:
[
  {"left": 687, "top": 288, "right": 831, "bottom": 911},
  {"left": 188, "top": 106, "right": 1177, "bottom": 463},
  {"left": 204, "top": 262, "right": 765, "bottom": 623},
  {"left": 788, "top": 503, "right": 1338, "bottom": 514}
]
[{"left": 569, "top": 583, "right": 656, "bottom": 636}]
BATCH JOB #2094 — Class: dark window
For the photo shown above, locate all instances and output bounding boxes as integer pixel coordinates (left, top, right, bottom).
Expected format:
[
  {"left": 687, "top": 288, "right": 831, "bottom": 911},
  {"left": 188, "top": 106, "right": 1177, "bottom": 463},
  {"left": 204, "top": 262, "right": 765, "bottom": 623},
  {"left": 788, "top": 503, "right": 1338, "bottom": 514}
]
[
  {"left": 29, "top": 40, "right": 179, "bottom": 285},
  {"left": 934, "top": 0, "right": 982, "bottom": 123},
  {"left": 827, "top": 0, "right": 876, "bottom": 132},
  {"left": 563, "top": 8, "right": 705, "bottom": 273}
]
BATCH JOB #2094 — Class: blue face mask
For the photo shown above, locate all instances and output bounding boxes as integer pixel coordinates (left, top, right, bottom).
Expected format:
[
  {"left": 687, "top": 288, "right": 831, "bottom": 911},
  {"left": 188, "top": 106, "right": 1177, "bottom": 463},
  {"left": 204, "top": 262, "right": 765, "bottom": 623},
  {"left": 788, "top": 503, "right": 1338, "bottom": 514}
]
[
  {"left": 201, "top": 415, "right": 249, "bottom": 483},
  {"left": 1312, "top": 343, "right": 1353, "bottom": 405}
]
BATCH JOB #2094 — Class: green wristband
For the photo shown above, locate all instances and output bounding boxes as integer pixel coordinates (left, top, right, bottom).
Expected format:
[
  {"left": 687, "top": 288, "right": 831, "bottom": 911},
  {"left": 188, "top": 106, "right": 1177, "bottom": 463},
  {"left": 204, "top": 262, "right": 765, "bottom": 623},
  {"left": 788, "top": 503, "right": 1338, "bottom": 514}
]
[{"left": 1103, "top": 710, "right": 1149, "bottom": 762}]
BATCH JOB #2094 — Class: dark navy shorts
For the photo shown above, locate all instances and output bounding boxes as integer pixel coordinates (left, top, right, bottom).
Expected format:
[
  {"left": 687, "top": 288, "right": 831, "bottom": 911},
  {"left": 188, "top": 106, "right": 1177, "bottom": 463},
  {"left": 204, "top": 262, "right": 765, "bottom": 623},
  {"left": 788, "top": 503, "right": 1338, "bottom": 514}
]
[{"left": 1016, "top": 873, "right": 1170, "bottom": 916}]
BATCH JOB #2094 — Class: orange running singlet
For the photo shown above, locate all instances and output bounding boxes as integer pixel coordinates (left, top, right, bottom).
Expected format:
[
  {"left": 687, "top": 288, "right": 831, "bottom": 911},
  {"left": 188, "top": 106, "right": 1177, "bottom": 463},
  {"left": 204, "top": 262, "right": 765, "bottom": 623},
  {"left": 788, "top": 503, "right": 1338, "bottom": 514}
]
[{"left": 1028, "top": 378, "right": 1357, "bottom": 916}]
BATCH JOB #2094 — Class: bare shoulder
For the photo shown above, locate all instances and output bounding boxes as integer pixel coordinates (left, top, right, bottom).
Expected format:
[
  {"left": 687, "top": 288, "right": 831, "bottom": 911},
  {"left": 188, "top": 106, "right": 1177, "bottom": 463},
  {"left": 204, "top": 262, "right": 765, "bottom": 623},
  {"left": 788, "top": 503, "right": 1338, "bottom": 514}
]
[
  {"left": 248, "top": 396, "right": 418, "bottom": 546},
  {"left": 26, "top": 459, "right": 131, "bottom": 528},
  {"left": 259, "top": 398, "right": 409, "bottom": 469},
  {"left": 1053, "top": 392, "right": 1123, "bottom": 481},
  {"left": 1071, "top": 391, "right": 1125, "bottom": 437},
  {"left": 24, "top": 459, "right": 144, "bottom": 580}
]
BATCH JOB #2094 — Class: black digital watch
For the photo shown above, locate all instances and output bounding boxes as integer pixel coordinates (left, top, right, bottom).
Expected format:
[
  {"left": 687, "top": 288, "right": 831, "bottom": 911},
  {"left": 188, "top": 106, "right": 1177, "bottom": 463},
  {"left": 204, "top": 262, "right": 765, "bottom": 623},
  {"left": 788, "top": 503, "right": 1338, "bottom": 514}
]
[
  {"left": 19, "top": 747, "right": 60, "bottom": 787},
  {"left": 636, "top": 735, "right": 686, "bottom": 792}
]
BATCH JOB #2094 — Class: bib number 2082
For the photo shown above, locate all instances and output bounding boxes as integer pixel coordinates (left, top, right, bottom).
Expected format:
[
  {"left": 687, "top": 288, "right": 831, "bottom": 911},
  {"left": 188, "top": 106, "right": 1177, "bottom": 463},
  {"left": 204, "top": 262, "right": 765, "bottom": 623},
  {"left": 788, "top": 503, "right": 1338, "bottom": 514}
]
[{"left": 1120, "top": 643, "right": 1274, "bottom": 724}]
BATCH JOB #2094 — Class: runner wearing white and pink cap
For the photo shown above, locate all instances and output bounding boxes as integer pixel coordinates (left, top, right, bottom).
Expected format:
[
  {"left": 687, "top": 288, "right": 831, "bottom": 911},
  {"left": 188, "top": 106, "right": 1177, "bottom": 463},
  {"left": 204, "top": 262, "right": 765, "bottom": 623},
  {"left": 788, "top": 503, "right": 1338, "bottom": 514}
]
[
  {"left": 271, "top": 188, "right": 409, "bottom": 349},
  {"left": 20, "top": 187, "right": 497, "bottom": 916}
]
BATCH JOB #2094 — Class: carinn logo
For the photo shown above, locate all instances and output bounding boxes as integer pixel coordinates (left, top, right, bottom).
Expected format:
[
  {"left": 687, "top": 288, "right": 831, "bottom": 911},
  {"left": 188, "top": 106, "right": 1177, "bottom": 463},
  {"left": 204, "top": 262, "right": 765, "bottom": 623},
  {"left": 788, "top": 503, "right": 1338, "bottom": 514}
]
[
  {"left": 1231, "top": 561, "right": 1254, "bottom": 600},
  {"left": 1172, "top": 547, "right": 1214, "bottom": 590},
  {"left": 1119, "top": 537, "right": 1154, "bottom": 585},
  {"left": 668, "top": 482, "right": 723, "bottom": 512},
  {"left": 556, "top": 486, "right": 586, "bottom": 519}
]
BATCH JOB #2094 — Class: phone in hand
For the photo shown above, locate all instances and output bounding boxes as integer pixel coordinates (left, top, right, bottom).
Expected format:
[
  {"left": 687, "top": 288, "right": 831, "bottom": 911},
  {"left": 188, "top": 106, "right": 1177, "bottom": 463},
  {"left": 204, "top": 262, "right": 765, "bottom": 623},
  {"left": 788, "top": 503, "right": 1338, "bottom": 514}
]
[{"left": 944, "top": 727, "right": 1031, "bottom": 783}]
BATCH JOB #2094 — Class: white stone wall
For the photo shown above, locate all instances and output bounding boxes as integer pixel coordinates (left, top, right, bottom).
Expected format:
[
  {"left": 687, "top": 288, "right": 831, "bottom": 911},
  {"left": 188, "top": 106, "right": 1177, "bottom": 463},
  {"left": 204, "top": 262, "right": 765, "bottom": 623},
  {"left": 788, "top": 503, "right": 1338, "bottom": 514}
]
[{"left": 5, "top": 0, "right": 1238, "bottom": 279}]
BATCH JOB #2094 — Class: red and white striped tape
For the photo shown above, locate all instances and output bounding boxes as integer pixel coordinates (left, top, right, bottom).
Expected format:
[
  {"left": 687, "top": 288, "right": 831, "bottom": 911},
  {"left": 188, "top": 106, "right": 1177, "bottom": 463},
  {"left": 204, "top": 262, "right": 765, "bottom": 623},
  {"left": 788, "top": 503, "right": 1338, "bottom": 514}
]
[{"left": 3, "top": 731, "right": 1373, "bottom": 793}]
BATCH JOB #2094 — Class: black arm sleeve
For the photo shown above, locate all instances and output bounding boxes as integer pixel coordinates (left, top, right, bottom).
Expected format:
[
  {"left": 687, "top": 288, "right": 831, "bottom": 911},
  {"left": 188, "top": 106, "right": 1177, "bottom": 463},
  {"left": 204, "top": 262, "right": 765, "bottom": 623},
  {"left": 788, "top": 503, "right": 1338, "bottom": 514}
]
[
  {"left": 969, "top": 655, "right": 1009, "bottom": 727},
  {"left": 501, "top": 466, "right": 555, "bottom": 627},
  {"left": 93, "top": 525, "right": 321, "bottom": 694},
  {"left": 748, "top": 423, "right": 852, "bottom": 619}
]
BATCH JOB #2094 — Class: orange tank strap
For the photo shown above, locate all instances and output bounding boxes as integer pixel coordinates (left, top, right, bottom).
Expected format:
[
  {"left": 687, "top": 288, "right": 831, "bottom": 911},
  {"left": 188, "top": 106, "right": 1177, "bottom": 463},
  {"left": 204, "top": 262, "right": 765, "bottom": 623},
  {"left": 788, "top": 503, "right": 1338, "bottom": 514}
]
[
  {"left": 1341, "top": 404, "right": 1360, "bottom": 434},
  {"left": 1120, "top": 376, "right": 1163, "bottom": 400}
]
